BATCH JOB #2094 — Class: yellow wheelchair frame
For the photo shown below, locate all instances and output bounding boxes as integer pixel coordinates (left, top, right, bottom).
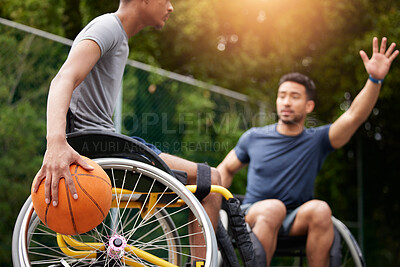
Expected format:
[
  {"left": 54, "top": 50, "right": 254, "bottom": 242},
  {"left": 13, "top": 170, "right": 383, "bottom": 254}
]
[{"left": 54, "top": 185, "right": 232, "bottom": 267}]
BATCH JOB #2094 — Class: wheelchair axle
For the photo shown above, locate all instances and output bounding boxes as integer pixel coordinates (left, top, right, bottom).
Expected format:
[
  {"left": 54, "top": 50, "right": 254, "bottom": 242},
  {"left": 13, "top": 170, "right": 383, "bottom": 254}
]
[{"left": 107, "top": 235, "right": 127, "bottom": 259}]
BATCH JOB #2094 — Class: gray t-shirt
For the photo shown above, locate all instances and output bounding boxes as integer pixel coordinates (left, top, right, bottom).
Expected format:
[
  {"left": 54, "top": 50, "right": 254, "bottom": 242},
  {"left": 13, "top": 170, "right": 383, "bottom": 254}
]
[{"left": 68, "top": 13, "right": 129, "bottom": 132}]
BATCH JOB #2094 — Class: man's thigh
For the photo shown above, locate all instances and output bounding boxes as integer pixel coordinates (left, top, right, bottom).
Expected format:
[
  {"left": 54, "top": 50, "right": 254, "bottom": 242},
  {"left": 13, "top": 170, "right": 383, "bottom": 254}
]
[
  {"left": 289, "top": 199, "right": 331, "bottom": 236},
  {"left": 244, "top": 199, "right": 286, "bottom": 228},
  {"left": 129, "top": 137, "right": 199, "bottom": 183},
  {"left": 159, "top": 153, "right": 198, "bottom": 184}
]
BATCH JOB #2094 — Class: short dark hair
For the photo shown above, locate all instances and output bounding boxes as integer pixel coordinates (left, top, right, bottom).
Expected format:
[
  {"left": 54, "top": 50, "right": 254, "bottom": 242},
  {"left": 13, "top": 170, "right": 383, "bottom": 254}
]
[{"left": 278, "top": 72, "right": 316, "bottom": 101}]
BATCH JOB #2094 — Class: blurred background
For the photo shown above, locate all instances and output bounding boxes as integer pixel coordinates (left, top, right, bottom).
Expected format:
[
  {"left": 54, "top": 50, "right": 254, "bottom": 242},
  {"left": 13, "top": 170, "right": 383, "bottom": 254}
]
[{"left": 0, "top": 0, "right": 399, "bottom": 265}]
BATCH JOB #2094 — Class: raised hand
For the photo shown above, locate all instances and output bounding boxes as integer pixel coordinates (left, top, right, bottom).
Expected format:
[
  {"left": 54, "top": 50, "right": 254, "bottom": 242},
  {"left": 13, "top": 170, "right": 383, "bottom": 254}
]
[{"left": 360, "top": 37, "right": 399, "bottom": 80}]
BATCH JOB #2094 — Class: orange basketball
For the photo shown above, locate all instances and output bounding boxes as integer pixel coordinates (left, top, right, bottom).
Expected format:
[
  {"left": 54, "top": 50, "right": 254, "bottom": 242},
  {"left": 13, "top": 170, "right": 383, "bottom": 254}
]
[{"left": 31, "top": 156, "right": 112, "bottom": 235}]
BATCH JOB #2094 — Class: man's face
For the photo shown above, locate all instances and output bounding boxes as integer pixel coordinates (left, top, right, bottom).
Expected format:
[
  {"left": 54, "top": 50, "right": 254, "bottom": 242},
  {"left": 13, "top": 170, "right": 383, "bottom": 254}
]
[
  {"left": 276, "top": 81, "right": 314, "bottom": 125},
  {"left": 144, "top": 0, "right": 174, "bottom": 29}
]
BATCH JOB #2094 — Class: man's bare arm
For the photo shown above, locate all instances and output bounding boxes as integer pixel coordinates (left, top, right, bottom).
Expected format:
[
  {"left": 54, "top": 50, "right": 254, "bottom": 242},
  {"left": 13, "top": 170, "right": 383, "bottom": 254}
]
[
  {"left": 217, "top": 150, "right": 246, "bottom": 188},
  {"left": 329, "top": 37, "right": 398, "bottom": 149},
  {"left": 33, "top": 40, "right": 102, "bottom": 206}
]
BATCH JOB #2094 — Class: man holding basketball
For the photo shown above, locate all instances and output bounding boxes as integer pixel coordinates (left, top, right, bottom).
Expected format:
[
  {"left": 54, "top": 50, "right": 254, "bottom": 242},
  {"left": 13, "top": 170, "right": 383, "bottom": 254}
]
[
  {"left": 218, "top": 37, "right": 398, "bottom": 266},
  {"left": 32, "top": 0, "right": 221, "bottom": 262}
]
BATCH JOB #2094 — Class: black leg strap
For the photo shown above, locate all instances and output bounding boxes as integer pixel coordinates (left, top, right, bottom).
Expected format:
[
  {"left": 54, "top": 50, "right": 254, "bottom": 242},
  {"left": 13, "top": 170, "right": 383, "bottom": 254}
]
[{"left": 194, "top": 163, "right": 211, "bottom": 202}]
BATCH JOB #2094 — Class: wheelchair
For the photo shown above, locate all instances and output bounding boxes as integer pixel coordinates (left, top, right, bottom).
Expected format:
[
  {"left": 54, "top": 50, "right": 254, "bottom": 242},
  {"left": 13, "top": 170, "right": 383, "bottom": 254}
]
[
  {"left": 219, "top": 195, "right": 366, "bottom": 267},
  {"left": 12, "top": 131, "right": 240, "bottom": 267},
  {"left": 12, "top": 131, "right": 365, "bottom": 267}
]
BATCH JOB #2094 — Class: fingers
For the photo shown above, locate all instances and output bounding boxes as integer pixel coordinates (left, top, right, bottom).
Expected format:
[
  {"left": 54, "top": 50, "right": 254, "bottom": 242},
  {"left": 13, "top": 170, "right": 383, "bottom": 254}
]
[
  {"left": 370, "top": 37, "right": 399, "bottom": 63},
  {"left": 37, "top": 143, "right": 85, "bottom": 206},
  {"left": 39, "top": 162, "right": 79, "bottom": 206},
  {"left": 373, "top": 37, "right": 379, "bottom": 54},
  {"left": 52, "top": 175, "right": 77, "bottom": 206},
  {"left": 378, "top": 37, "right": 399, "bottom": 62},
  {"left": 359, "top": 50, "right": 369, "bottom": 65},
  {"left": 32, "top": 170, "right": 45, "bottom": 193},
  {"left": 52, "top": 155, "right": 94, "bottom": 205},
  {"left": 51, "top": 174, "right": 60, "bottom": 206},
  {"left": 76, "top": 156, "right": 94, "bottom": 171},
  {"left": 385, "top": 41, "right": 399, "bottom": 63},
  {"left": 385, "top": 42, "right": 396, "bottom": 56},
  {"left": 379, "top": 37, "right": 387, "bottom": 54},
  {"left": 44, "top": 171, "right": 52, "bottom": 205},
  {"left": 389, "top": 49, "right": 400, "bottom": 63},
  {"left": 49, "top": 171, "right": 78, "bottom": 206},
  {"left": 64, "top": 171, "right": 78, "bottom": 201}
]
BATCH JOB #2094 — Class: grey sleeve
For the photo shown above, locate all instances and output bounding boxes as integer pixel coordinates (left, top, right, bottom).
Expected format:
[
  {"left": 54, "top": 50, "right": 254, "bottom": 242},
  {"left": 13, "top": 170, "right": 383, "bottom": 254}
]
[
  {"left": 234, "top": 130, "right": 252, "bottom": 164},
  {"left": 79, "top": 16, "right": 120, "bottom": 56}
]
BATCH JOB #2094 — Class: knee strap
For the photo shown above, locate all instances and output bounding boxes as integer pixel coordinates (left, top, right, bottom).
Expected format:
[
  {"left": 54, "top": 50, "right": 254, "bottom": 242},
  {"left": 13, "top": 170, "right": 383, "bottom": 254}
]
[{"left": 194, "top": 163, "right": 211, "bottom": 202}]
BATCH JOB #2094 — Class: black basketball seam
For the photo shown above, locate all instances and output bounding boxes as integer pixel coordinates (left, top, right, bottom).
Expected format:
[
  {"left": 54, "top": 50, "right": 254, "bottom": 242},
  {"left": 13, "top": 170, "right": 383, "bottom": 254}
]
[
  {"left": 76, "top": 173, "right": 111, "bottom": 186},
  {"left": 73, "top": 164, "right": 79, "bottom": 175},
  {"left": 44, "top": 203, "right": 50, "bottom": 226},
  {"left": 74, "top": 174, "right": 107, "bottom": 218}
]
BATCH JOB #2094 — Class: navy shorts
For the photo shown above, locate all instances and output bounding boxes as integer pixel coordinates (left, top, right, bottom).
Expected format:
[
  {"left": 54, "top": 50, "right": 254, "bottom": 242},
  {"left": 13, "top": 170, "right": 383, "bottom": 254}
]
[
  {"left": 131, "top": 136, "right": 162, "bottom": 155},
  {"left": 241, "top": 203, "right": 301, "bottom": 236}
]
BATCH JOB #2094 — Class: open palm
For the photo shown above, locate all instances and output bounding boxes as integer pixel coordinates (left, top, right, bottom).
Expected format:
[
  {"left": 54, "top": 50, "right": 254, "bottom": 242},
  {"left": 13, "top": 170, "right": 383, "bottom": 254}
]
[{"left": 360, "top": 37, "right": 399, "bottom": 80}]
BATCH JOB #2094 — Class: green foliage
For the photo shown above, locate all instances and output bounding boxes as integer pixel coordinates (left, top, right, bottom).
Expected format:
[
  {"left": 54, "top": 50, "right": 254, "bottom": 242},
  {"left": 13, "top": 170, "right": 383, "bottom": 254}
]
[
  {"left": 0, "top": 102, "right": 45, "bottom": 265},
  {"left": 0, "top": 0, "right": 64, "bottom": 35},
  {"left": 63, "top": 0, "right": 83, "bottom": 39},
  {"left": 1, "top": 0, "right": 400, "bottom": 265},
  {"left": 80, "top": 0, "right": 119, "bottom": 24}
]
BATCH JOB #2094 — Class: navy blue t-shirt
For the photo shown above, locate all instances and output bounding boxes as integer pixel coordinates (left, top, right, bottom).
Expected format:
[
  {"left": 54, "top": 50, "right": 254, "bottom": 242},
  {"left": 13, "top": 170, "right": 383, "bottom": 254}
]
[{"left": 235, "top": 123, "right": 334, "bottom": 207}]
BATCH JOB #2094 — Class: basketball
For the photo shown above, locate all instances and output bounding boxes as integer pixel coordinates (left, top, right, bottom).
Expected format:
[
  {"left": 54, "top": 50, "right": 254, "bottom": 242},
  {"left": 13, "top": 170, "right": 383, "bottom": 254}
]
[{"left": 31, "top": 156, "right": 112, "bottom": 235}]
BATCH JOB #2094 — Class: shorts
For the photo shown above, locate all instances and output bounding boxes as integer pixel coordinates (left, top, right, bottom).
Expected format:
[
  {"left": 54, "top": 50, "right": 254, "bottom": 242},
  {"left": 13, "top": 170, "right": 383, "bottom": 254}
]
[
  {"left": 131, "top": 136, "right": 162, "bottom": 155},
  {"left": 241, "top": 203, "right": 301, "bottom": 236}
]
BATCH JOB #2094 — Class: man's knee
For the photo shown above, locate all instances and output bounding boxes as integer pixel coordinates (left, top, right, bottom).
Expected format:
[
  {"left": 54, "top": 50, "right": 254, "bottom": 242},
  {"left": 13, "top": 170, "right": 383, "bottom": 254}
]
[{"left": 307, "top": 200, "right": 332, "bottom": 227}]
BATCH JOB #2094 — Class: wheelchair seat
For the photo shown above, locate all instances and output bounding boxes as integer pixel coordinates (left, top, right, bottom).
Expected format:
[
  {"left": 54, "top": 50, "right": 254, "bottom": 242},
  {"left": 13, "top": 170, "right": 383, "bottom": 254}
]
[{"left": 274, "top": 235, "right": 308, "bottom": 257}]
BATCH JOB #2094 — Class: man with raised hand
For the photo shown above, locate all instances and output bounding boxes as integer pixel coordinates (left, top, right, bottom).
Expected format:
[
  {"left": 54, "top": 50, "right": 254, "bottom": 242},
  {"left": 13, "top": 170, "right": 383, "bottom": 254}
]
[{"left": 218, "top": 37, "right": 398, "bottom": 266}]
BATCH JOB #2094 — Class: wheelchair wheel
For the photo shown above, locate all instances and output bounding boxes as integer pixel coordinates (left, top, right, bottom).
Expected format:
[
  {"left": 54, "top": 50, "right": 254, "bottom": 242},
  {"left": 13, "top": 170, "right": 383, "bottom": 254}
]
[
  {"left": 331, "top": 217, "right": 365, "bottom": 267},
  {"left": 12, "top": 158, "right": 218, "bottom": 266}
]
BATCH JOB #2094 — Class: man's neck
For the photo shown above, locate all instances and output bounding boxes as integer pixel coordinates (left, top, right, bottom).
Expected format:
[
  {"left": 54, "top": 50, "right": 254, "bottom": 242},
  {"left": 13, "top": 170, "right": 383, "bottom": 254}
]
[
  {"left": 115, "top": 5, "right": 145, "bottom": 38},
  {"left": 276, "top": 121, "right": 305, "bottom": 136}
]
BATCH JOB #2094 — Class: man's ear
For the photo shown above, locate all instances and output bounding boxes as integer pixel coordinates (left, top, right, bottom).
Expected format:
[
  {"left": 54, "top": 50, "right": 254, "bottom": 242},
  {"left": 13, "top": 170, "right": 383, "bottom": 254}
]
[{"left": 306, "top": 100, "right": 315, "bottom": 114}]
